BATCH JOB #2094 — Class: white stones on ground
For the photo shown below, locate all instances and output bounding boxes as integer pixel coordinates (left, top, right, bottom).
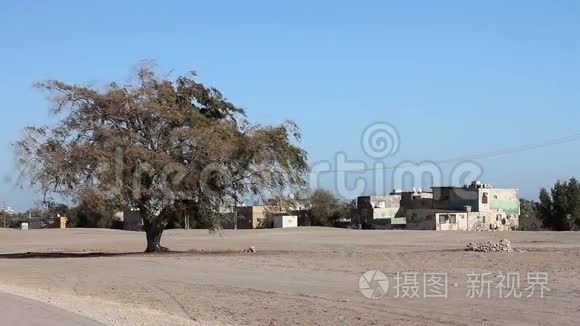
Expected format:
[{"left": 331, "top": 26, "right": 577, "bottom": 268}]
[{"left": 466, "top": 239, "right": 512, "bottom": 253}]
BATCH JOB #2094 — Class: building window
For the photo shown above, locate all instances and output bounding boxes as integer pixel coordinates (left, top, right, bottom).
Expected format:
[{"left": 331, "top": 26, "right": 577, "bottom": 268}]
[
  {"left": 482, "top": 193, "right": 489, "bottom": 204},
  {"left": 449, "top": 214, "right": 457, "bottom": 224}
]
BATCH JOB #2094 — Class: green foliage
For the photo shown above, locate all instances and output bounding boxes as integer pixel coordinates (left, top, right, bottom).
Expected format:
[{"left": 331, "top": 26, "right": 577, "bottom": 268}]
[
  {"left": 538, "top": 178, "right": 580, "bottom": 231},
  {"left": 2, "top": 212, "right": 28, "bottom": 228},
  {"left": 304, "top": 189, "right": 350, "bottom": 227},
  {"left": 518, "top": 199, "right": 543, "bottom": 231},
  {"left": 1, "top": 207, "right": 43, "bottom": 228}
]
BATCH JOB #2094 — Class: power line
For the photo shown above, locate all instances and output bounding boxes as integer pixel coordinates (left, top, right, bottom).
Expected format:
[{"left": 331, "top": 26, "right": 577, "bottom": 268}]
[{"left": 315, "top": 132, "right": 580, "bottom": 174}]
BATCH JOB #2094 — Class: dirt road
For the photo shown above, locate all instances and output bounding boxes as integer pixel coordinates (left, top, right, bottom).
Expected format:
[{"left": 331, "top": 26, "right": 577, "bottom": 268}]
[{"left": 0, "top": 228, "right": 579, "bottom": 325}]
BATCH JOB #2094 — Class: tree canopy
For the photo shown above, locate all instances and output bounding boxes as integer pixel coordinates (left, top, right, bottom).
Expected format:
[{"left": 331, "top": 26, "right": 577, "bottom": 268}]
[
  {"left": 306, "top": 189, "right": 350, "bottom": 227},
  {"left": 16, "top": 63, "right": 308, "bottom": 252},
  {"left": 538, "top": 177, "right": 580, "bottom": 231}
]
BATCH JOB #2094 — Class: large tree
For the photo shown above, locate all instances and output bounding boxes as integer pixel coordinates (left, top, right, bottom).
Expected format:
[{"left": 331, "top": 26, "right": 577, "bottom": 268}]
[{"left": 16, "top": 64, "right": 308, "bottom": 252}]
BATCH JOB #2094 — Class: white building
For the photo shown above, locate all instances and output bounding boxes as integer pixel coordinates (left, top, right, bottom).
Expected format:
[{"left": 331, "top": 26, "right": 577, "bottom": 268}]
[{"left": 273, "top": 215, "right": 298, "bottom": 229}]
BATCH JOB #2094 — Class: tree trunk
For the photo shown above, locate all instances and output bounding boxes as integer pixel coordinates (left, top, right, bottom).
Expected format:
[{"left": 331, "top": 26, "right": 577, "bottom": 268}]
[{"left": 143, "top": 217, "right": 169, "bottom": 253}]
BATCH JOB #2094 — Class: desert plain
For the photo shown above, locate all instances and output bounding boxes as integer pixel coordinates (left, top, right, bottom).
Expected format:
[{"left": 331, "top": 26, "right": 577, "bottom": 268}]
[{"left": 0, "top": 228, "right": 579, "bottom": 325}]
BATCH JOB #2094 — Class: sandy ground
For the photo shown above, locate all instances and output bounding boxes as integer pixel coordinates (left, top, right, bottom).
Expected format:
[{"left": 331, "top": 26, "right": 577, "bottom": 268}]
[
  {"left": 0, "top": 228, "right": 579, "bottom": 326},
  {"left": 0, "top": 292, "right": 102, "bottom": 325}
]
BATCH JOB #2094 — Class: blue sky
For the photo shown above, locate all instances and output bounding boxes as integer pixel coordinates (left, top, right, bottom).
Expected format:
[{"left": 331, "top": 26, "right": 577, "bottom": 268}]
[{"left": 1, "top": 1, "right": 580, "bottom": 210}]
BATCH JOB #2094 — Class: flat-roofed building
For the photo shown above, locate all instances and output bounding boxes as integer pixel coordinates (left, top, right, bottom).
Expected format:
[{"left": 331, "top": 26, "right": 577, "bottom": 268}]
[{"left": 357, "top": 181, "right": 520, "bottom": 231}]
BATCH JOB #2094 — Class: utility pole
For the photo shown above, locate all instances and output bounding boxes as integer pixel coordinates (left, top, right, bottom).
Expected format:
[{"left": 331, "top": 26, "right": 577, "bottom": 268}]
[
  {"left": 233, "top": 192, "right": 238, "bottom": 230},
  {"left": 465, "top": 205, "right": 472, "bottom": 231},
  {"left": 2, "top": 201, "right": 6, "bottom": 228},
  {"left": 233, "top": 201, "right": 238, "bottom": 230}
]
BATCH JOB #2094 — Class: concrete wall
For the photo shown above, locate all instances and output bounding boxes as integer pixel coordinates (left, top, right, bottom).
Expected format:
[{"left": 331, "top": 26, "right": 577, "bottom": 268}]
[
  {"left": 435, "top": 212, "right": 469, "bottom": 231},
  {"left": 484, "top": 211, "right": 519, "bottom": 231},
  {"left": 236, "top": 206, "right": 268, "bottom": 229},
  {"left": 28, "top": 218, "right": 44, "bottom": 229},
  {"left": 46, "top": 217, "right": 67, "bottom": 229},
  {"left": 405, "top": 210, "right": 516, "bottom": 231},
  {"left": 405, "top": 209, "right": 438, "bottom": 230},
  {"left": 371, "top": 217, "right": 407, "bottom": 229},
  {"left": 477, "top": 188, "right": 520, "bottom": 230},
  {"left": 358, "top": 195, "right": 402, "bottom": 226},
  {"left": 432, "top": 187, "right": 452, "bottom": 210},
  {"left": 273, "top": 215, "right": 298, "bottom": 228},
  {"left": 372, "top": 207, "right": 403, "bottom": 219},
  {"left": 406, "top": 209, "right": 478, "bottom": 231},
  {"left": 449, "top": 189, "right": 480, "bottom": 211},
  {"left": 400, "top": 192, "right": 433, "bottom": 209},
  {"left": 434, "top": 211, "right": 517, "bottom": 231},
  {"left": 358, "top": 195, "right": 401, "bottom": 210},
  {"left": 236, "top": 206, "right": 291, "bottom": 229},
  {"left": 482, "top": 189, "right": 520, "bottom": 213}
]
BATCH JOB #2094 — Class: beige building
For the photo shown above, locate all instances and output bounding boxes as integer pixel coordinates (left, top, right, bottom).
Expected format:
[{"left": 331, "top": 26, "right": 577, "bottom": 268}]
[
  {"left": 236, "top": 204, "right": 304, "bottom": 229},
  {"left": 358, "top": 181, "right": 520, "bottom": 231},
  {"left": 432, "top": 181, "right": 520, "bottom": 231},
  {"left": 273, "top": 215, "right": 298, "bottom": 229},
  {"left": 357, "top": 195, "right": 405, "bottom": 228},
  {"left": 46, "top": 216, "right": 68, "bottom": 229},
  {"left": 236, "top": 206, "right": 269, "bottom": 229}
]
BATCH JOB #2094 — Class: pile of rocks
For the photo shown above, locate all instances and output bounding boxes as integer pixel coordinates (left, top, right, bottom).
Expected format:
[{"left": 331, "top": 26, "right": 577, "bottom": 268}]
[
  {"left": 242, "top": 246, "right": 257, "bottom": 253},
  {"left": 466, "top": 239, "right": 512, "bottom": 253}
]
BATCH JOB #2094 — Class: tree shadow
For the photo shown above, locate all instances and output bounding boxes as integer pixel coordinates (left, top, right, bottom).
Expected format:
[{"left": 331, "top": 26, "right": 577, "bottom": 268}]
[
  {"left": 0, "top": 252, "right": 144, "bottom": 259},
  {"left": 0, "top": 249, "right": 284, "bottom": 260}
]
